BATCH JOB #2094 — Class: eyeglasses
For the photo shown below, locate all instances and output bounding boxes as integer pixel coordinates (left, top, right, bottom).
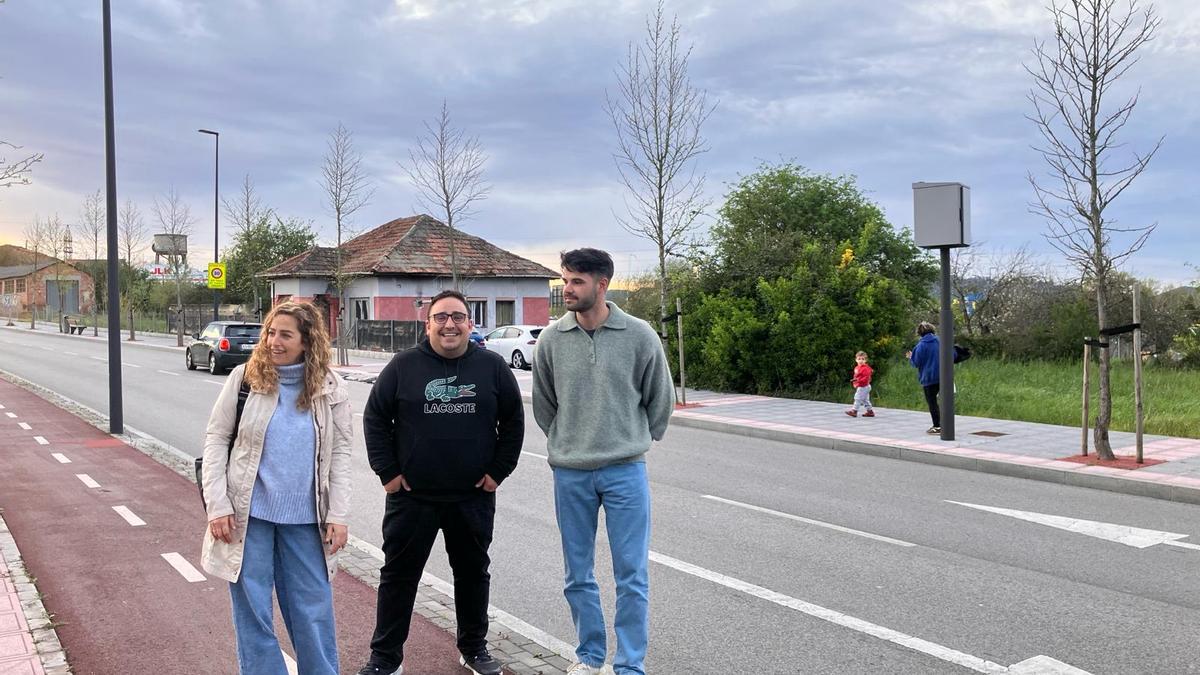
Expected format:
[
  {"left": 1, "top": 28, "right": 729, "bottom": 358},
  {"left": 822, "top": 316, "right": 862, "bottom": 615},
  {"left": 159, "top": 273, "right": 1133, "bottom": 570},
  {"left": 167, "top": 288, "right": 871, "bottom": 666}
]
[{"left": 430, "top": 312, "right": 469, "bottom": 325}]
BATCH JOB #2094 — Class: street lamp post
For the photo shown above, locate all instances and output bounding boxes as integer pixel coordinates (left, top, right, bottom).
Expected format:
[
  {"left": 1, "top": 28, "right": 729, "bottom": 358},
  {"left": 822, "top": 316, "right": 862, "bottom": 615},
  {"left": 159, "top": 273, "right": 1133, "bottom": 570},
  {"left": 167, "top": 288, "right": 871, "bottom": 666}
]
[{"left": 198, "top": 128, "right": 219, "bottom": 321}]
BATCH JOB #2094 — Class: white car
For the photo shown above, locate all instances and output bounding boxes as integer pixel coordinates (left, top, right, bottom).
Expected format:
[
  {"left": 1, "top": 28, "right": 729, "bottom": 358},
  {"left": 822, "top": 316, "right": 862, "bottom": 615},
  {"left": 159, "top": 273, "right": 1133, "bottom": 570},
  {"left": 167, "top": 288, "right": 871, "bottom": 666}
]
[{"left": 484, "top": 324, "right": 544, "bottom": 369}]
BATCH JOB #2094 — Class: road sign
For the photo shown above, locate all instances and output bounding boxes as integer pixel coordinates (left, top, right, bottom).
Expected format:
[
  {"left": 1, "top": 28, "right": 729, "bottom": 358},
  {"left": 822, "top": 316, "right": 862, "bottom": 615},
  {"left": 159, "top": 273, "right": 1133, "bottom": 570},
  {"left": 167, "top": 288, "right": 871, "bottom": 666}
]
[{"left": 207, "top": 263, "right": 227, "bottom": 289}]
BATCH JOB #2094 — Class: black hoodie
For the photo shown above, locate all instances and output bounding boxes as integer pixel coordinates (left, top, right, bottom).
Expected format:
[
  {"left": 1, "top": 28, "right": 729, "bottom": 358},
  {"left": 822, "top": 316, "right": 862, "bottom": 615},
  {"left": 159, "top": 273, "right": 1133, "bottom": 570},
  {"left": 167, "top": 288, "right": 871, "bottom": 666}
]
[{"left": 364, "top": 338, "right": 524, "bottom": 501}]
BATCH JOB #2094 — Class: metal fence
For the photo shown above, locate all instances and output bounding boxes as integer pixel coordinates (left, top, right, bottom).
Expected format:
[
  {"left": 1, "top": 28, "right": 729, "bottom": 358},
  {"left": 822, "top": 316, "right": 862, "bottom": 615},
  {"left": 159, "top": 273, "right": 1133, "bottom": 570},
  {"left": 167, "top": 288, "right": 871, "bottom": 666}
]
[
  {"left": 353, "top": 320, "right": 424, "bottom": 352},
  {"left": 166, "top": 306, "right": 261, "bottom": 336}
]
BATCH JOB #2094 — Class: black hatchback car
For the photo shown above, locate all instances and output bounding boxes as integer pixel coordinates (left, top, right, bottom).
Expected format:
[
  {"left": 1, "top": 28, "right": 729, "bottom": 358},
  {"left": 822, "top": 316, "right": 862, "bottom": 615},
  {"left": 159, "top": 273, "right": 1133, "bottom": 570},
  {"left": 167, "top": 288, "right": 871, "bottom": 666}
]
[{"left": 186, "top": 321, "right": 262, "bottom": 375}]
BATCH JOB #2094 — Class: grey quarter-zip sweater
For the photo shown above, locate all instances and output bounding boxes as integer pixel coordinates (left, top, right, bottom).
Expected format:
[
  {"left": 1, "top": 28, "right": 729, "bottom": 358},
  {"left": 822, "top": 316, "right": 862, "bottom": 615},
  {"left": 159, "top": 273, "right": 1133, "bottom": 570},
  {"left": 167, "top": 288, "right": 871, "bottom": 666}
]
[{"left": 532, "top": 301, "right": 675, "bottom": 469}]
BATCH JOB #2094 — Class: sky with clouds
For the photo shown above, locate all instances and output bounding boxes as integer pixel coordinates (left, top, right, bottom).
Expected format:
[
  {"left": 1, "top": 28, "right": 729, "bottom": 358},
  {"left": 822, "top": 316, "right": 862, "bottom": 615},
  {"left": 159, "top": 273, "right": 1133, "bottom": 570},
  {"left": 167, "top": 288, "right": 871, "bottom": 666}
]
[{"left": 1, "top": 0, "right": 1197, "bottom": 284}]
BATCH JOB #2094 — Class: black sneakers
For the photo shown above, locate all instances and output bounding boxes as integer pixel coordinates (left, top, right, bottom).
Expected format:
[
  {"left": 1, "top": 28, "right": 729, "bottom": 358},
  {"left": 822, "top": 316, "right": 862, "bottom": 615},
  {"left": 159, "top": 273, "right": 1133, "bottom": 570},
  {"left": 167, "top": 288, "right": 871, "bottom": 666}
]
[
  {"left": 356, "top": 663, "right": 402, "bottom": 675},
  {"left": 460, "top": 651, "right": 504, "bottom": 675}
]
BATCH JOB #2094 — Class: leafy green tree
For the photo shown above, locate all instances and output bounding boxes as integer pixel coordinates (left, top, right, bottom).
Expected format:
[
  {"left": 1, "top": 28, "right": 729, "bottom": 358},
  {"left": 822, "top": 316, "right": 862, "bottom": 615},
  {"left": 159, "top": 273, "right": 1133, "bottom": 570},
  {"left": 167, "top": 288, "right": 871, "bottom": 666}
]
[
  {"left": 680, "top": 162, "right": 935, "bottom": 395},
  {"left": 222, "top": 214, "right": 316, "bottom": 314},
  {"left": 703, "top": 162, "right": 934, "bottom": 306}
]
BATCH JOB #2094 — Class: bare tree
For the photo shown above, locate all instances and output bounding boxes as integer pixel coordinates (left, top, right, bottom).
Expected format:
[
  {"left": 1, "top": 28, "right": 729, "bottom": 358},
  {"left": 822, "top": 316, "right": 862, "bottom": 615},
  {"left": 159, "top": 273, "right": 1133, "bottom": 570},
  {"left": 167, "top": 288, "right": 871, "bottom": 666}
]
[
  {"left": 223, "top": 173, "right": 271, "bottom": 236},
  {"left": 21, "top": 217, "right": 49, "bottom": 328},
  {"left": 1026, "top": 0, "right": 1161, "bottom": 459},
  {"left": 153, "top": 187, "right": 195, "bottom": 347},
  {"left": 951, "top": 243, "right": 1040, "bottom": 336},
  {"left": 1, "top": 140, "right": 42, "bottom": 189},
  {"left": 607, "top": 0, "right": 714, "bottom": 352},
  {"left": 320, "top": 123, "right": 374, "bottom": 366},
  {"left": 405, "top": 100, "right": 490, "bottom": 290},
  {"left": 81, "top": 189, "right": 106, "bottom": 336},
  {"left": 119, "top": 198, "right": 146, "bottom": 341},
  {"left": 40, "top": 214, "right": 71, "bottom": 332}
]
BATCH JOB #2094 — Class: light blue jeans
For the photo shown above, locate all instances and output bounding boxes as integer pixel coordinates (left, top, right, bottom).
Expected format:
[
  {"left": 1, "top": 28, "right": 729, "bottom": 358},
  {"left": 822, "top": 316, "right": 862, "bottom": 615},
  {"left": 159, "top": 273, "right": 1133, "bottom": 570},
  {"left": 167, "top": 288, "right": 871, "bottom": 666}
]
[
  {"left": 229, "top": 517, "right": 338, "bottom": 675},
  {"left": 553, "top": 462, "right": 651, "bottom": 675}
]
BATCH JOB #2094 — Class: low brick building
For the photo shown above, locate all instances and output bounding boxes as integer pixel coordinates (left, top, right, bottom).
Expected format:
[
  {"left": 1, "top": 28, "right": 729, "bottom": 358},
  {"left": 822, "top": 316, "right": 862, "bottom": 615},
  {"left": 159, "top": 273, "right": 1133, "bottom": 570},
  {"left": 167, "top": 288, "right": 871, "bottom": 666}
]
[{"left": 0, "top": 244, "right": 95, "bottom": 318}]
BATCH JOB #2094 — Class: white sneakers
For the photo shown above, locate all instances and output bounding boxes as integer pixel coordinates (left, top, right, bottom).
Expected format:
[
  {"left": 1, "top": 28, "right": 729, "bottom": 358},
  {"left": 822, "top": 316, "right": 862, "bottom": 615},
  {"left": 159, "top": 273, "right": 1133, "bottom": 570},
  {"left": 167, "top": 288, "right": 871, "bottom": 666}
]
[{"left": 566, "top": 664, "right": 614, "bottom": 675}]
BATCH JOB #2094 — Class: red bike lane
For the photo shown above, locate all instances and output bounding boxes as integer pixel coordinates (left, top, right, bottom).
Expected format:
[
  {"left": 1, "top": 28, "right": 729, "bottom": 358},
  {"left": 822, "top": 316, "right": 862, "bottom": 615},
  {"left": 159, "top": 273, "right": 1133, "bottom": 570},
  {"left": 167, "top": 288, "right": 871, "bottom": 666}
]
[{"left": 0, "top": 377, "right": 468, "bottom": 674}]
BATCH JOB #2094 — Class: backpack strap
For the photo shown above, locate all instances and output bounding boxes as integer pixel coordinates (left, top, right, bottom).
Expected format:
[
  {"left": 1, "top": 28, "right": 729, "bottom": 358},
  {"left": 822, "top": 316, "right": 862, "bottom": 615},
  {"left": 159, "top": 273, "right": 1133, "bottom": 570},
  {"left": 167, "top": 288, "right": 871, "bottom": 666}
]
[{"left": 226, "top": 379, "right": 251, "bottom": 457}]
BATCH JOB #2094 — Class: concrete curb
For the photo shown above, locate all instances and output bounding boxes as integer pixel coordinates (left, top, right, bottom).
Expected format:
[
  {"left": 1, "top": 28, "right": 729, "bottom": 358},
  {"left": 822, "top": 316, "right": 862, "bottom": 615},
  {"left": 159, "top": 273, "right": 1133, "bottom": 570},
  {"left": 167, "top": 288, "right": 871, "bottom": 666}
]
[{"left": 667, "top": 412, "right": 1200, "bottom": 506}]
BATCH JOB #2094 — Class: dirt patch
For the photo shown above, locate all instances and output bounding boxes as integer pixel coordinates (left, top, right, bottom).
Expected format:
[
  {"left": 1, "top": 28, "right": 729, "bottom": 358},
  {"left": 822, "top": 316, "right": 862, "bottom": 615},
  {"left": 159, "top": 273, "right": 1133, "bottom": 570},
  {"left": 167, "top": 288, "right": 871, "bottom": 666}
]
[{"left": 1058, "top": 454, "right": 1167, "bottom": 470}]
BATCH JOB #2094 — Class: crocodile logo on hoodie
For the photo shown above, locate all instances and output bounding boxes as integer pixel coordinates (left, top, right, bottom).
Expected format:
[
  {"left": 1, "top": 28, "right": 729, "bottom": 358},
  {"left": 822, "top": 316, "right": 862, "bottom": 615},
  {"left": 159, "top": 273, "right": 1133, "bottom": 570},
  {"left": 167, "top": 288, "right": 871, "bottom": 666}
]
[{"left": 424, "top": 376, "right": 477, "bottom": 403}]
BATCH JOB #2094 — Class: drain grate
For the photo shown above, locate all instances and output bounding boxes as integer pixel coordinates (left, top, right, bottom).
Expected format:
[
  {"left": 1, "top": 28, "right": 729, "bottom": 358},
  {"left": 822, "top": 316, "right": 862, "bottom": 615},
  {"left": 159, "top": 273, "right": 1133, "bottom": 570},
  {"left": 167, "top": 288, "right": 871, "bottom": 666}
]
[{"left": 971, "top": 430, "right": 1009, "bottom": 438}]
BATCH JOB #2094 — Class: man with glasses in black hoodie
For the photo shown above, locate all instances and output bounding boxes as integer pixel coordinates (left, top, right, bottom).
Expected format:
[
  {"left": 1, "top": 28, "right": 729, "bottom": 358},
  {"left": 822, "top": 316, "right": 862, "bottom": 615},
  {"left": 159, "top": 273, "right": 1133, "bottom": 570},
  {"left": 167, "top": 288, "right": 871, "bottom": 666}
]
[{"left": 357, "top": 289, "right": 524, "bottom": 675}]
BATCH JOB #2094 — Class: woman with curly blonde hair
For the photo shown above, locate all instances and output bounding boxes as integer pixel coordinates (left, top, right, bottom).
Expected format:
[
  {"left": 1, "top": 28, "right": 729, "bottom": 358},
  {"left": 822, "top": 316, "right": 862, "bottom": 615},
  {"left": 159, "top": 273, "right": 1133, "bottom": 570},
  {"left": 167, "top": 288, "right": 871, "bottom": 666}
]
[{"left": 200, "top": 300, "right": 353, "bottom": 674}]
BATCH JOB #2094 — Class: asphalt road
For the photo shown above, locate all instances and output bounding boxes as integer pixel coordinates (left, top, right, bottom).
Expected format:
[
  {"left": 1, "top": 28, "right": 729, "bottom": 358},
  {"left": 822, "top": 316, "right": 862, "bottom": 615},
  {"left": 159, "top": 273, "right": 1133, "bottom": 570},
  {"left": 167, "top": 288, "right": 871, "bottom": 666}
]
[{"left": 4, "top": 326, "right": 1200, "bottom": 673}]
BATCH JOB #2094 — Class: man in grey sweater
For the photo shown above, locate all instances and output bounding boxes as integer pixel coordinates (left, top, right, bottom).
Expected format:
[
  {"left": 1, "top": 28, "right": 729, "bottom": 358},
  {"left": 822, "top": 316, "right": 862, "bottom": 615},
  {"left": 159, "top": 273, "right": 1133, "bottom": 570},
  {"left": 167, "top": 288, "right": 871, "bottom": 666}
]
[{"left": 532, "top": 248, "right": 674, "bottom": 675}]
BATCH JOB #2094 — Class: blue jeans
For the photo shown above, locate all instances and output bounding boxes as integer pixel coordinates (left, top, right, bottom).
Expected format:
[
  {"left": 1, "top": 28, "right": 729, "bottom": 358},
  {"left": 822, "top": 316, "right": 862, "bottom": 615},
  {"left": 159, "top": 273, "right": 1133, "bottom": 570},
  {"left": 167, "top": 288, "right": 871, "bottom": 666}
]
[
  {"left": 553, "top": 462, "right": 651, "bottom": 675},
  {"left": 229, "top": 517, "right": 338, "bottom": 675}
]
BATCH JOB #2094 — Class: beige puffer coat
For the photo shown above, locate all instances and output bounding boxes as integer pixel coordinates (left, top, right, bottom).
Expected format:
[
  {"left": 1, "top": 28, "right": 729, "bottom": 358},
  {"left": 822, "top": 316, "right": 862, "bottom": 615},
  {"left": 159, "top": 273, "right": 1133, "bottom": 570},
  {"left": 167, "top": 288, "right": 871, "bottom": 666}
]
[{"left": 199, "top": 363, "right": 353, "bottom": 583}]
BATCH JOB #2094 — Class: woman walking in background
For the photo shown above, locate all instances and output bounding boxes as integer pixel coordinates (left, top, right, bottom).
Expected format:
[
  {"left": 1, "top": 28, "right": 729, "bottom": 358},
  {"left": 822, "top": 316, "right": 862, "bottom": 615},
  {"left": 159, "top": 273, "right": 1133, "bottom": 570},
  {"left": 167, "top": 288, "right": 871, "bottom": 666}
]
[
  {"left": 906, "top": 322, "right": 941, "bottom": 434},
  {"left": 199, "top": 301, "right": 353, "bottom": 674}
]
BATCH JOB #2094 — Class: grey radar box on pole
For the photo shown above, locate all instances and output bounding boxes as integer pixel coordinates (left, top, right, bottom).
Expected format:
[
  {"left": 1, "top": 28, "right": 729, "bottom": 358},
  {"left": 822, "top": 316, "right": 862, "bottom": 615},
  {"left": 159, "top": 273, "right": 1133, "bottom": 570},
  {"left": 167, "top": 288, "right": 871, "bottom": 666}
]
[
  {"left": 913, "top": 182, "right": 971, "bottom": 248},
  {"left": 912, "top": 181, "right": 971, "bottom": 441}
]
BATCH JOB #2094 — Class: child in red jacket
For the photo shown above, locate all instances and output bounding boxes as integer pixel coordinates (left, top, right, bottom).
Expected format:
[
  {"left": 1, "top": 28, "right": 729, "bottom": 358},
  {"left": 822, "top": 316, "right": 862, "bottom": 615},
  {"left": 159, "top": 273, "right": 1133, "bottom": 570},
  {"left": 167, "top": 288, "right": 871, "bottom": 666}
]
[{"left": 845, "top": 351, "right": 875, "bottom": 417}]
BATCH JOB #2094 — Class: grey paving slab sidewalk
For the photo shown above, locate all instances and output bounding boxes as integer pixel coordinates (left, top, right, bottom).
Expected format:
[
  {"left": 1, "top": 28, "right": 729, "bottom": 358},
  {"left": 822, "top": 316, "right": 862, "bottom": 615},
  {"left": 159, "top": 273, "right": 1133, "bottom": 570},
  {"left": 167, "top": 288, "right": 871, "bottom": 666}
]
[{"left": 667, "top": 389, "right": 1200, "bottom": 504}]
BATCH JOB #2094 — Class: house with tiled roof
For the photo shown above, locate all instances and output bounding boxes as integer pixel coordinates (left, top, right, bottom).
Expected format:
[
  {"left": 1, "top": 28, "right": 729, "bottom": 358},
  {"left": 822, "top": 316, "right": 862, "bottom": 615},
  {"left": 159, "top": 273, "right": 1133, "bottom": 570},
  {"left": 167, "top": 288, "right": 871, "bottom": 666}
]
[{"left": 259, "top": 215, "right": 557, "bottom": 343}]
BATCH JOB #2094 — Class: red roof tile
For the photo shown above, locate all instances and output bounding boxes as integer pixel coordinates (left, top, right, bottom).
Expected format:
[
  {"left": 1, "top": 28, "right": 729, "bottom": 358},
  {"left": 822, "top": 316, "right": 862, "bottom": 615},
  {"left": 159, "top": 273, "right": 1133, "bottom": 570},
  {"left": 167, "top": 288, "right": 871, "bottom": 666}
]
[{"left": 260, "top": 215, "right": 556, "bottom": 279}]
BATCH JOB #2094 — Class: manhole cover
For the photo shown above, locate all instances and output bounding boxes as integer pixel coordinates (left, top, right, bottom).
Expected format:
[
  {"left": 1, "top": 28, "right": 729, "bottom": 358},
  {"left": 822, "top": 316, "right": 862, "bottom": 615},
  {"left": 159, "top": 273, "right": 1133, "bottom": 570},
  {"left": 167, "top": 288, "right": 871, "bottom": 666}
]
[{"left": 971, "top": 430, "right": 1008, "bottom": 438}]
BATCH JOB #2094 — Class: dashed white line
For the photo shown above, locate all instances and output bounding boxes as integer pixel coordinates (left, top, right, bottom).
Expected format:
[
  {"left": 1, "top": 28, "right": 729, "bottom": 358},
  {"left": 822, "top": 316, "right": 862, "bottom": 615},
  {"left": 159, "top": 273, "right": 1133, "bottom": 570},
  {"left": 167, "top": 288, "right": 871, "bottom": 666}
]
[
  {"left": 5, "top": 412, "right": 16, "bottom": 418},
  {"left": 33, "top": 436, "right": 49, "bottom": 445},
  {"left": 1164, "top": 540, "right": 1200, "bottom": 551},
  {"left": 75, "top": 473, "right": 101, "bottom": 488},
  {"left": 703, "top": 495, "right": 916, "bottom": 547},
  {"left": 160, "top": 553, "right": 206, "bottom": 582},
  {"left": 40, "top": 346, "right": 55, "bottom": 352},
  {"left": 203, "top": 379, "right": 224, "bottom": 386},
  {"left": 125, "top": 363, "right": 142, "bottom": 368},
  {"left": 0, "top": 403, "right": 6, "bottom": 409},
  {"left": 18, "top": 422, "right": 31, "bottom": 430},
  {"left": 51, "top": 453, "right": 71, "bottom": 464},
  {"left": 64, "top": 351, "right": 78, "bottom": 356},
  {"left": 649, "top": 551, "right": 1009, "bottom": 673},
  {"left": 157, "top": 369, "right": 180, "bottom": 377},
  {"left": 113, "top": 505, "right": 147, "bottom": 527},
  {"left": 89, "top": 356, "right": 107, "bottom": 362}
]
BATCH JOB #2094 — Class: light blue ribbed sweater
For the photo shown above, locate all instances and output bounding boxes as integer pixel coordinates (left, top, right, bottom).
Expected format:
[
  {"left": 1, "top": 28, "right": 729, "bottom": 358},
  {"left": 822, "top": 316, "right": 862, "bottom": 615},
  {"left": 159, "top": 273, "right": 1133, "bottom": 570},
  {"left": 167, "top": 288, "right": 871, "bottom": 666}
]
[{"left": 250, "top": 362, "right": 318, "bottom": 524}]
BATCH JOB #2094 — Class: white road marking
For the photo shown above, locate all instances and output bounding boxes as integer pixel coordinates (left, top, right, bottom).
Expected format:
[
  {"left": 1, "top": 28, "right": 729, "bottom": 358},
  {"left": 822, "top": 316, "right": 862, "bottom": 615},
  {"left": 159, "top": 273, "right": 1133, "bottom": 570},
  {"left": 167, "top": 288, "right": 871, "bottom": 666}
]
[
  {"left": 34, "top": 436, "right": 48, "bottom": 445},
  {"left": 51, "top": 453, "right": 71, "bottom": 463},
  {"left": 40, "top": 346, "right": 55, "bottom": 352},
  {"left": 705, "top": 495, "right": 916, "bottom": 547},
  {"left": 89, "top": 356, "right": 107, "bottom": 362},
  {"left": 649, "top": 551, "right": 1088, "bottom": 674},
  {"left": 5, "top": 412, "right": 16, "bottom": 418},
  {"left": 64, "top": 351, "right": 78, "bottom": 356},
  {"left": 203, "top": 379, "right": 223, "bottom": 386},
  {"left": 112, "top": 505, "right": 146, "bottom": 527},
  {"left": 348, "top": 536, "right": 579, "bottom": 663},
  {"left": 1163, "top": 540, "right": 1200, "bottom": 551},
  {"left": 1008, "top": 655, "right": 1093, "bottom": 674},
  {"left": 156, "top": 369, "right": 180, "bottom": 377},
  {"left": 160, "top": 552, "right": 206, "bottom": 582},
  {"left": 125, "top": 362, "right": 142, "bottom": 368},
  {"left": 521, "top": 450, "right": 548, "bottom": 460},
  {"left": 18, "top": 422, "right": 31, "bottom": 430},
  {"left": 0, "top": 404, "right": 6, "bottom": 409},
  {"left": 76, "top": 473, "right": 101, "bottom": 488},
  {"left": 947, "top": 501, "right": 1196, "bottom": 549}
]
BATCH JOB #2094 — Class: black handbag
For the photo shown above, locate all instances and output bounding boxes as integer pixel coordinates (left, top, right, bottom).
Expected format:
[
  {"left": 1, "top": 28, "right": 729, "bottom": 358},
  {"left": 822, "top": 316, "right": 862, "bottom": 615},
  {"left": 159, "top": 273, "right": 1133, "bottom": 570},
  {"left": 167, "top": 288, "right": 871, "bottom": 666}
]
[{"left": 195, "top": 380, "right": 251, "bottom": 511}]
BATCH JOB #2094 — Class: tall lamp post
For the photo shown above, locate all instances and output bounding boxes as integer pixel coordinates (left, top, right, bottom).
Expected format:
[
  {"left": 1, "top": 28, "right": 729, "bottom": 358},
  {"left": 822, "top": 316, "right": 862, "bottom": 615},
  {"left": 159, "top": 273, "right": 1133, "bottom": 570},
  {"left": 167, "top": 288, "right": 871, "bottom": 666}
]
[{"left": 198, "top": 128, "right": 219, "bottom": 321}]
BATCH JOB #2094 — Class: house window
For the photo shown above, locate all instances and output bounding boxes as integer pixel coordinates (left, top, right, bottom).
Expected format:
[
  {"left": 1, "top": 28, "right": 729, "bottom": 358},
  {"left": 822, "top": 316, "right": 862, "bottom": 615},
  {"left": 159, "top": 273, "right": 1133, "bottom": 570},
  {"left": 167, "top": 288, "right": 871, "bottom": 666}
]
[
  {"left": 2, "top": 280, "right": 12, "bottom": 294},
  {"left": 468, "top": 299, "right": 487, "bottom": 328},
  {"left": 495, "top": 300, "right": 515, "bottom": 327},
  {"left": 15, "top": 279, "right": 26, "bottom": 293}
]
